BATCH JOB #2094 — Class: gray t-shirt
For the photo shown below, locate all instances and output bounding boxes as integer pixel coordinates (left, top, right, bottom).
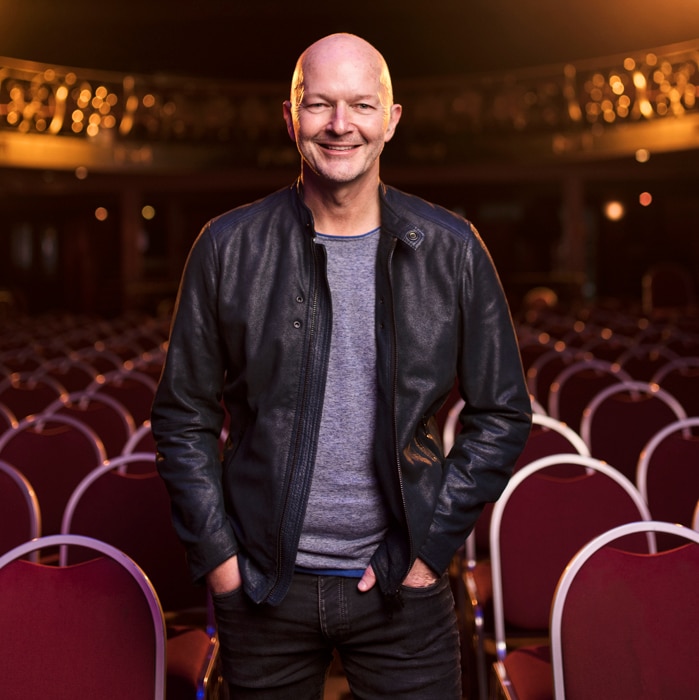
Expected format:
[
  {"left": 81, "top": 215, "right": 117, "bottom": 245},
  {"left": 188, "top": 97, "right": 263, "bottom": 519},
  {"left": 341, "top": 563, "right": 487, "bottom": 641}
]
[{"left": 295, "top": 228, "right": 389, "bottom": 572}]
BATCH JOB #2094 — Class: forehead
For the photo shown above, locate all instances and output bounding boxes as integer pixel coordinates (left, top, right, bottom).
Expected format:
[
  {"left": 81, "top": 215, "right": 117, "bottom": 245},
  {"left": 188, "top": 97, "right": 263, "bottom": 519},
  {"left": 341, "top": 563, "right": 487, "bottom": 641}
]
[{"left": 300, "top": 48, "right": 384, "bottom": 99}]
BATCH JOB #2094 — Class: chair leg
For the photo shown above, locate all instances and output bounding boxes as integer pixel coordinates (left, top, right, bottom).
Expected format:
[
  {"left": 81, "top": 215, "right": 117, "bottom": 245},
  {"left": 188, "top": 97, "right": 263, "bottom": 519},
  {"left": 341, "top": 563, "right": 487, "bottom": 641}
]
[
  {"left": 465, "top": 570, "right": 489, "bottom": 700},
  {"left": 490, "top": 661, "right": 517, "bottom": 700}
]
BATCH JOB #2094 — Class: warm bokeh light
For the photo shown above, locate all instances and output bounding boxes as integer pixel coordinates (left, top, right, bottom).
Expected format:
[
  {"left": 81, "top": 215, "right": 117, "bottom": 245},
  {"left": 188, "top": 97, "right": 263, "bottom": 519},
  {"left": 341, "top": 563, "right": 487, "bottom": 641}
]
[
  {"left": 635, "top": 148, "right": 651, "bottom": 163},
  {"left": 604, "top": 201, "right": 625, "bottom": 221},
  {"left": 94, "top": 207, "right": 109, "bottom": 221},
  {"left": 141, "top": 205, "right": 156, "bottom": 220},
  {"left": 639, "top": 192, "right": 653, "bottom": 206},
  {"left": 632, "top": 72, "right": 647, "bottom": 89},
  {"left": 74, "top": 166, "right": 88, "bottom": 180}
]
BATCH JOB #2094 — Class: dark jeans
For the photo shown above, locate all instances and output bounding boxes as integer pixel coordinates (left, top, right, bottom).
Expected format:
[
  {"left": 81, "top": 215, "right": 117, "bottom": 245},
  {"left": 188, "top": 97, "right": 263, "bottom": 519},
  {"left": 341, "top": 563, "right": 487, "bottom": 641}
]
[{"left": 212, "top": 571, "right": 462, "bottom": 699}]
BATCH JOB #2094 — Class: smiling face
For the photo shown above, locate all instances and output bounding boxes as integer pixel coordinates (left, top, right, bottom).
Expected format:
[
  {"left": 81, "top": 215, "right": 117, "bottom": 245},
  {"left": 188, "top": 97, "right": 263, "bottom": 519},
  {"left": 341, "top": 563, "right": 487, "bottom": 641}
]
[{"left": 283, "top": 34, "right": 402, "bottom": 190}]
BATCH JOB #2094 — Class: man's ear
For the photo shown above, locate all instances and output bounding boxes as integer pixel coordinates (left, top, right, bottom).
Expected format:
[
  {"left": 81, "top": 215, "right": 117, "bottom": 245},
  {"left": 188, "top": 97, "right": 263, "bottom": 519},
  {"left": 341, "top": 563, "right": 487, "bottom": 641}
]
[
  {"left": 384, "top": 103, "right": 402, "bottom": 143},
  {"left": 282, "top": 101, "right": 296, "bottom": 141}
]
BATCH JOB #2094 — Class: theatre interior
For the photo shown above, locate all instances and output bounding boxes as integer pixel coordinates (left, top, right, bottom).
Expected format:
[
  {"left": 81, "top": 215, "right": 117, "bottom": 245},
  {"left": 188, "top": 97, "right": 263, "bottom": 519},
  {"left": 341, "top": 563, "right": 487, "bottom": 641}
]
[{"left": 1, "top": 1, "right": 699, "bottom": 698}]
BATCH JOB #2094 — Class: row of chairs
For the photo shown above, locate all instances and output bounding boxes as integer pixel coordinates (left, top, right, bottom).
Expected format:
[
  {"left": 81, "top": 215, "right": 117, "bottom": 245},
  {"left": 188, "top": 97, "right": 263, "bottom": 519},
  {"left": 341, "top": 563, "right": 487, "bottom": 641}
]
[
  {"left": 445, "top": 403, "right": 699, "bottom": 539},
  {"left": 445, "top": 308, "right": 699, "bottom": 697},
  {"left": 0, "top": 451, "right": 222, "bottom": 700},
  {"left": 0, "top": 364, "right": 161, "bottom": 431},
  {"left": 444, "top": 393, "right": 699, "bottom": 698},
  {"left": 0, "top": 532, "right": 226, "bottom": 700},
  {"left": 0, "top": 313, "right": 227, "bottom": 699},
  {"left": 0, "top": 311, "right": 169, "bottom": 361},
  {"left": 517, "top": 303, "right": 699, "bottom": 356},
  {"left": 525, "top": 350, "right": 699, "bottom": 431},
  {"left": 0, "top": 401, "right": 155, "bottom": 535},
  {"left": 0, "top": 534, "right": 168, "bottom": 700},
  {"left": 494, "top": 520, "right": 699, "bottom": 700},
  {"left": 454, "top": 447, "right": 699, "bottom": 699}
]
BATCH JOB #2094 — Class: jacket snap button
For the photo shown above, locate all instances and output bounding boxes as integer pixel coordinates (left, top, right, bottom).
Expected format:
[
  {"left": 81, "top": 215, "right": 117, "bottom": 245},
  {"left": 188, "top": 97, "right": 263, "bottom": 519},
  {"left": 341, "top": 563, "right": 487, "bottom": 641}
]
[
  {"left": 296, "top": 295, "right": 304, "bottom": 303},
  {"left": 408, "top": 231, "right": 418, "bottom": 241},
  {"left": 293, "top": 320, "right": 302, "bottom": 329}
]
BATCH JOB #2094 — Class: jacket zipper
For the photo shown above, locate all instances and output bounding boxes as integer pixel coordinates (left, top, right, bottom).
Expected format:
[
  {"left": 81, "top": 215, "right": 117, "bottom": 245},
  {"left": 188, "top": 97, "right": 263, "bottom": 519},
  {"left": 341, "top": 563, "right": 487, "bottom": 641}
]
[
  {"left": 386, "top": 240, "right": 413, "bottom": 590},
  {"left": 268, "top": 233, "right": 330, "bottom": 603}
]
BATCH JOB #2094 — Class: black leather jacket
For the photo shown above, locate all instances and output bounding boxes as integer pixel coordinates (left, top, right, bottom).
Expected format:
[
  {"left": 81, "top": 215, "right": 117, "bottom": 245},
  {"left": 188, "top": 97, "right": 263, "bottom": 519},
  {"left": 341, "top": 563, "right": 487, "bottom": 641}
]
[{"left": 151, "top": 180, "right": 531, "bottom": 606}]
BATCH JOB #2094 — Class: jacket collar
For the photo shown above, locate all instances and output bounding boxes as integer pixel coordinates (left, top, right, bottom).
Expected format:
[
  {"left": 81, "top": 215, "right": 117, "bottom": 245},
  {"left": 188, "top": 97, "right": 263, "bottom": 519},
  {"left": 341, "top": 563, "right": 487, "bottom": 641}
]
[
  {"left": 290, "top": 178, "right": 425, "bottom": 250},
  {"left": 379, "top": 183, "right": 425, "bottom": 250}
]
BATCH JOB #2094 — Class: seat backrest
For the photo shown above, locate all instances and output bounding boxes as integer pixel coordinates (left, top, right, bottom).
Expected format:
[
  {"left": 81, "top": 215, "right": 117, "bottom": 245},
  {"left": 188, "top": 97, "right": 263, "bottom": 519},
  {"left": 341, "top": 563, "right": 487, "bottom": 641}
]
[
  {"left": 121, "top": 419, "right": 156, "bottom": 457},
  {"left": 61, "top": 454, "right": 205, "bottom": 614},
  {"left": 490, "top": 454, "right": 652, "bottom": 661},
  {"left": 614, "top": 343, "right": 678, "bottom": 382},
  {"left": 636, "top": 416, "right": 699, "bottom": 529},
  {"left": 455, "top": 414, "right": 590, "bottom": 561},
  {"left": 642, "top": 262, "right": 696, "bottom": 314},
  {"left": 0, "top": 371, "right": 68, "bottom": 421},
  {"left": 550, "top": 521, "right": 699, "bottom": 700},
  {"left": 548, "top": 358, "right": 632, "bottom": 434},
  {"left": 32, "top": 356, "right": 100, "bottom": 393},
  {"left": 0, "top": 459, "right": 41, "bottom": 560},
  {"left": 71, "top": 346, "right": 125, "bottom": 373},
  {"left": 0, "top": 348, "right": 43, "bottom": 374},
  {"left": 526, "top": 347, "right": 584, "bottom": 409},
  {"left": 0, "top": 401, "right": 18, "bottom": 438},
  {"left": 578, "top": 333, "right": 633, "bottom": 362},
  {"left": 0, "top": 533, "right": 166, "bottom": 700},
  {"left": 664, "top": 331, "right": 699, "bottom": 358},
  {"left": 580, "top": 380, "right": 687, "bottom": 482},
  {"left": 514, "top": 414, "right": 590, "bottom": 473},
  {"left": 651, "top": 356, "right": 699, "bottom": 418},
  {"left": 518, "top": 336, "right": 556, "bottom": 374},
  {"left": 442, "top": 397, "right": 464, "bottom": 455},
  {"left": 0, "top": 414, "right": 107, "bottom": 534},
  {"left": 44, "top": 390, "right": 136, "bottom": 458},
  {"left": 86, "top": 369, "right": 157, "bottom": 425}
]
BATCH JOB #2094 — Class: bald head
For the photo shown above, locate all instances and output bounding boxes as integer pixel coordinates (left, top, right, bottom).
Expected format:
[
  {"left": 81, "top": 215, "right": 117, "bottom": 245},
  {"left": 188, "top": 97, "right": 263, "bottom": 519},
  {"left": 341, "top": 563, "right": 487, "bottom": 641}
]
[{"left": 290, "top": 33, "right": 395, "bottom": 115}]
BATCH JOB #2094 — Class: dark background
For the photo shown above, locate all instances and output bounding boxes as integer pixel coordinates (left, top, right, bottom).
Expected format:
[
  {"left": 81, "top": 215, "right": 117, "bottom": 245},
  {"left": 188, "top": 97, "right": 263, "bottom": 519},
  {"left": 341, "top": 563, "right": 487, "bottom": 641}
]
[{"left": 3, "top": 0, "right": 699, "bottom": 82}]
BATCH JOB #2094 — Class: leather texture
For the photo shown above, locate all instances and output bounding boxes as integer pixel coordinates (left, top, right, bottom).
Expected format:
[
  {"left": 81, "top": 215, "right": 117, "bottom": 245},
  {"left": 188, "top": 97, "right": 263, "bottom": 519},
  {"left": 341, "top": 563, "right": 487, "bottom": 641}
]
[{"left": 151, "top": 180, "right": 531, "bottom": 605}]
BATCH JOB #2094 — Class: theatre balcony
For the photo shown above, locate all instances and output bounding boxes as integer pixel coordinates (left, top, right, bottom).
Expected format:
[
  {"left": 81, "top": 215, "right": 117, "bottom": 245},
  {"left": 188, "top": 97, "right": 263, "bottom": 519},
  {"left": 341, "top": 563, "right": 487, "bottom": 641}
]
[{"left": 1, "top": 39, "right": 698, "bottom": 316}]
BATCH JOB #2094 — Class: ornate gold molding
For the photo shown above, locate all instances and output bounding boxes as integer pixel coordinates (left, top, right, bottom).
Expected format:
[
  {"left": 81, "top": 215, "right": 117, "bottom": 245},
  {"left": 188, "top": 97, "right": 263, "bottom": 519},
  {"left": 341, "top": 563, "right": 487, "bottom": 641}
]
[{"left": 1, "top": 40, "right": 697, "bottom": 171}]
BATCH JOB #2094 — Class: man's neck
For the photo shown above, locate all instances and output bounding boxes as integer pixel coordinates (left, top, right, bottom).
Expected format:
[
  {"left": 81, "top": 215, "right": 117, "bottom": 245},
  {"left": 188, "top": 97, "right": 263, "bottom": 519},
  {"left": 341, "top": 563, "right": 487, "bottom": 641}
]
[{"left": 301, "top": 174, "right": 381, "bottom": 237}]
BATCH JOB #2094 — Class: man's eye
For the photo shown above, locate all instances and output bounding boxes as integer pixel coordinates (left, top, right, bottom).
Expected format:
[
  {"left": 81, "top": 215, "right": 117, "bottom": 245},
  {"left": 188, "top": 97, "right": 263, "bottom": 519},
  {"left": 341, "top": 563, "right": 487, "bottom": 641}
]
[{"left": 304, "top": 103, "right": 330, "bottom": 112}]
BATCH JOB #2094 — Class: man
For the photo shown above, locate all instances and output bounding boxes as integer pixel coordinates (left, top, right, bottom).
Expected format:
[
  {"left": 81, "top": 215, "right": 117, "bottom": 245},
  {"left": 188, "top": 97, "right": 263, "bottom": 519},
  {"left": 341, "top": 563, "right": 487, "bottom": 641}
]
[{"left": 151, "top": 33, "right": 531, "bottom": 699}]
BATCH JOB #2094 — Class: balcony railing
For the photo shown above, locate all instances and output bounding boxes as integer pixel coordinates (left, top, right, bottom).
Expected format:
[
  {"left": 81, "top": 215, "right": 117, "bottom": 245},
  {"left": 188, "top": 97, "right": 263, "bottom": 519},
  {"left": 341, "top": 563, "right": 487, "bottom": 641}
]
[{"left": 1, "top": 39, "right": 697, "bottom": 171}]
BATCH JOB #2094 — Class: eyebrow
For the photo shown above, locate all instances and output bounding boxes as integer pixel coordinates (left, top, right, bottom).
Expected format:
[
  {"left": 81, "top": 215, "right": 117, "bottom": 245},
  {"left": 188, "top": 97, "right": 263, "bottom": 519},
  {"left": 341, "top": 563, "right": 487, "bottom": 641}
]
[{"left": 302, "top": 93, "right": 380, "bottom": 103}]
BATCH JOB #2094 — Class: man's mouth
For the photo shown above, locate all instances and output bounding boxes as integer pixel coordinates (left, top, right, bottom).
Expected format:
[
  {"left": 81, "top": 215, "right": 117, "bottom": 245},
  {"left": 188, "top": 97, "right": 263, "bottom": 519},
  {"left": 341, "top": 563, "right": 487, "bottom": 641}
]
[{"left": 321, "top": 144, "right": 358, "bottom": 151}]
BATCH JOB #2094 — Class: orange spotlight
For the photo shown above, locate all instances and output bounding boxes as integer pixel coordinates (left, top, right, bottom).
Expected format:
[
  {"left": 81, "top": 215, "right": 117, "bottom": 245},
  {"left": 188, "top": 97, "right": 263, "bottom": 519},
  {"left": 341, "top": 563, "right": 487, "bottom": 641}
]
[{"left": 603, "top": 201, "right": 625, "bottom": 221}]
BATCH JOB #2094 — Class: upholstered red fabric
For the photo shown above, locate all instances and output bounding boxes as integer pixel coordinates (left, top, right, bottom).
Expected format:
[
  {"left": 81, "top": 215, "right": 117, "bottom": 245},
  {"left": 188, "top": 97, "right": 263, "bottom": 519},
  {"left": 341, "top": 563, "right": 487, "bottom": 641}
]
[
  {"left": 64, "top": 464, "right": 205, "bottom": 613},
  {"left": 500, "top": 645, "right": 552, "bottom": 700},
  {"left": 0, "top": 461, "right": 39, "bottom": 556},
  {"left": 644, "top": 430, "right": 699, "bottom": 533},
  {"left": 166, "top": 626, "right": 216, "bottom": 700},
  {"left": 0, "top": 415, "right": 105, "bottom": 534},
  {"left": 499, "top": 470, "right": 648, "bottom": 630},
  {"left": 0, "top": 557, "right": 159, "bottom": 699},
  {"left": 581, "top": 382, "right": 685, "bottom": 482},
  {"left": 560, "top": 543, "right": 699, "bottom": 699}
]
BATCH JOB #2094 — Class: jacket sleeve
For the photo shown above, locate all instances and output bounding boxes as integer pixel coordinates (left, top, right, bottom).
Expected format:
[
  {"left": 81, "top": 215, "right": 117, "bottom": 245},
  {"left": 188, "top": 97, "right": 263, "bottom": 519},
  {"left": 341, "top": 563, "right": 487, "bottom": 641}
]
[
  {"left": 418, "top": 225, "right": 532, "bottom": 575},
  {"left": 150, "top": 225, "right": 239, "bottom": 584}
]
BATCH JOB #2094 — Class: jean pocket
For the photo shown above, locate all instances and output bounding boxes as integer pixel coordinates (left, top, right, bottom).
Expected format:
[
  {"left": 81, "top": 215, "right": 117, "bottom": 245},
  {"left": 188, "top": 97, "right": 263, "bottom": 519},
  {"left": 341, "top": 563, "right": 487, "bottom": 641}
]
[
  {"left": 211, "top": 585, "right": 244, "bottom": 606},
  {"left": 400, "top": 572, "right": 448, "bottom": 597}
]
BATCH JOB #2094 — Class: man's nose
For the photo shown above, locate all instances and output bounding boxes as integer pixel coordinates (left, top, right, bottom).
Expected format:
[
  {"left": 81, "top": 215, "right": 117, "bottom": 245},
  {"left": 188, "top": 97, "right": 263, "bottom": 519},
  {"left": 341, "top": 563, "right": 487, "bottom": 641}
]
[{"left": 327, "top": 103, "right": 351, "bottom": 133}]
